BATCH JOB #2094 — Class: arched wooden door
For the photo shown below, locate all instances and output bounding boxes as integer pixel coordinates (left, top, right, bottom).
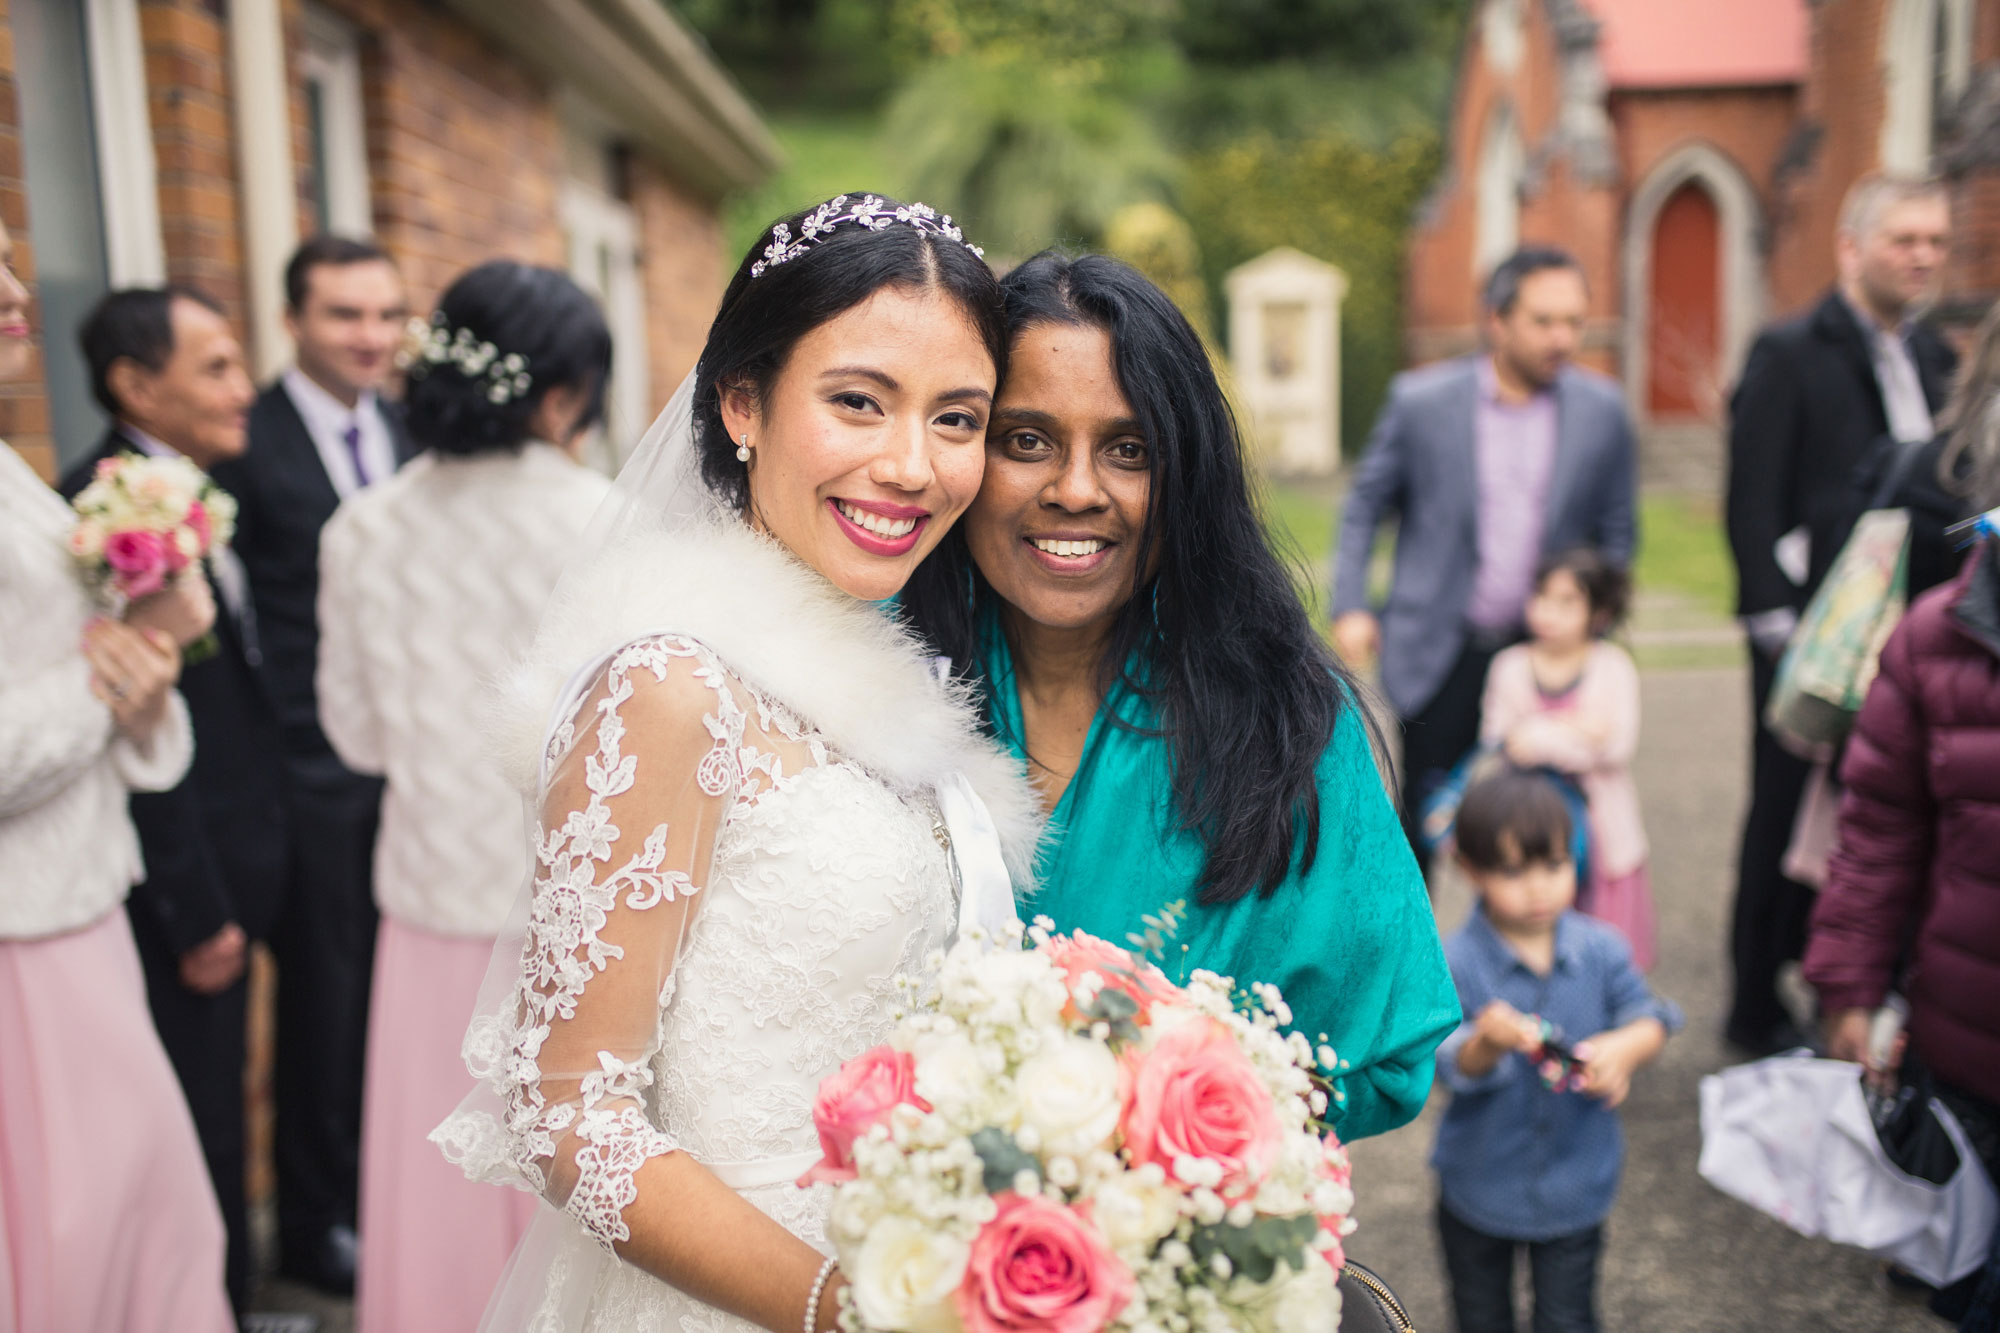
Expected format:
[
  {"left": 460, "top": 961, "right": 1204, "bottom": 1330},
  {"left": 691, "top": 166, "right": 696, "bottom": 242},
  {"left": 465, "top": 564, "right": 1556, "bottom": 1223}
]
[{"left": 1647, "top": 182, "right": 1721, "bottom": 419}]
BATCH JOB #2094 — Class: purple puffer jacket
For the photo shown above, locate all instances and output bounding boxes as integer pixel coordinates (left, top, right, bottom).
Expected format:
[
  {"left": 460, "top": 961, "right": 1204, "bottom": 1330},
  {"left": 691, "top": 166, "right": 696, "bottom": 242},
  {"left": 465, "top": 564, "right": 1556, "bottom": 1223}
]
[{"left": 1804, "top": 544, "right": 2000, "bottom": 1106}]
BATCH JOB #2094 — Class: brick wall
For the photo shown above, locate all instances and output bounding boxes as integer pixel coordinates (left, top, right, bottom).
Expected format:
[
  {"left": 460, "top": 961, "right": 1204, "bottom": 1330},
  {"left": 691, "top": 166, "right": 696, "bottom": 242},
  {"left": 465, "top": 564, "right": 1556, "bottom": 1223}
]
[
  {"left": 1404, "top": 0, "right": 1622, "bottom": 370},
  {"left": 0, "top": 0, "right": 52, "bottom": 480},
  {"left": 308, "top": 0, "right": 566, "bottom": 314},
  {"left": 1770, "top": 0, "right": 2000, "bottom": 323},
  {"left": 141, "top": 0, "right": 249, "bottom": 332},
  {"left": 629, "top": 157, "right": 726, "bottom": 406},
  {"left": 288, "top": 0, "right": 727, "bottom": 414},
  {"left": 1610, "top": 87, "right": 1799, "bottom": 213}
]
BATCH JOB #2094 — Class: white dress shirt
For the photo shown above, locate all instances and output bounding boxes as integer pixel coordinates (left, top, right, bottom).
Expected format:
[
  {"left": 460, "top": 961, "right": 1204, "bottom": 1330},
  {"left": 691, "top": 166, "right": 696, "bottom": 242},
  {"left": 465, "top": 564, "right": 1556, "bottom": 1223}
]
[
  {"left": 281, "top": 366, "right": 397, "bottom": 498},
  {"left": 1845, "top": 296, "right": 1935, "bottom": 444}
]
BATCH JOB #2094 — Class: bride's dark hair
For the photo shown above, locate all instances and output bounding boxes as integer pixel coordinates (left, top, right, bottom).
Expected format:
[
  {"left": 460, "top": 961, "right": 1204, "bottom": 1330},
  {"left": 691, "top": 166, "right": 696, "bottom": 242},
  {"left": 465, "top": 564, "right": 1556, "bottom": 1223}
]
[
  {"left": 903, "top": 251, "right": 1380, "bottom": 906},
  {"left": 692, "top": 196, "right": 1006, "bottom": 511}
]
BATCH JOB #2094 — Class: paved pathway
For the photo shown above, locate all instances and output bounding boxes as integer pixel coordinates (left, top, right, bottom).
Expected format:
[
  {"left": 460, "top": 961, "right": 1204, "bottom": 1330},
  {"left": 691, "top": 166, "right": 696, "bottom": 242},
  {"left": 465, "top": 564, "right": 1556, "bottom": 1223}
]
[{"left": 1344, "top": 666, "right": 1945, "bottom": 1332}]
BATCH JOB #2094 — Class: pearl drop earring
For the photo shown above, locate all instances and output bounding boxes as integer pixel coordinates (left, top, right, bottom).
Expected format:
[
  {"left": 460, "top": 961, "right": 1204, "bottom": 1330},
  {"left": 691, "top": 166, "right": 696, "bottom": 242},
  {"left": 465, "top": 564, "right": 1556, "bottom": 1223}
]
[{"left": 735, "top": 433, "right": 751, "bottom": 463}]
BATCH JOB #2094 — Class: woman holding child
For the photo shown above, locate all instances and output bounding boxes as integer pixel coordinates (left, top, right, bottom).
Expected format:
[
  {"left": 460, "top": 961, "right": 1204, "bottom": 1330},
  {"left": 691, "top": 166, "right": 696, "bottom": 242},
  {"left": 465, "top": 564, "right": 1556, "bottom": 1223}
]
[{"left": 904, "top": 250, "right": 1458, "bottom": 1140}]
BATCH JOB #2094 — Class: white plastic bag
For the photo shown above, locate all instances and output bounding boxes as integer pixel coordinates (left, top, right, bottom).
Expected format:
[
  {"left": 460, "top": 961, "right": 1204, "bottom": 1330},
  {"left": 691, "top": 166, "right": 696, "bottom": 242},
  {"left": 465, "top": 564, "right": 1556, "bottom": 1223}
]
[{"left": 1698, "top": 1052, "right": 1998, "bottom": 1285}]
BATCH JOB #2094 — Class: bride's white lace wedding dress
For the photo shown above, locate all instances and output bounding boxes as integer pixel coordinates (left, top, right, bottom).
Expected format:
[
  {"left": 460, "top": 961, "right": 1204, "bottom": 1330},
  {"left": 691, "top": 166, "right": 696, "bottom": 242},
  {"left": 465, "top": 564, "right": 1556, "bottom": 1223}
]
[{"left": 434, "top": 517, "right": 1037, "bottom": 1332}]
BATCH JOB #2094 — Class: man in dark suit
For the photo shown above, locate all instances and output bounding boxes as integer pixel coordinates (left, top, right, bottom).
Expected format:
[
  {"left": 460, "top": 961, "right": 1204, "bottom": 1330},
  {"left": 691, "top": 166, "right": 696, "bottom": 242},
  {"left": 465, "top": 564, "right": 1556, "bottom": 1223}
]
[
  {"left": 64, "top": 285, "right": 269, "bottom": 1309},
  {"left": 1331, "top": 246, "right": 1638, "bottom": 878},
  {"left": 1724, "top": 173, "right": 1957, "bottom": 1055},
  {"left": 210, "top": 235, "right": 412, "bottom": 1295}
]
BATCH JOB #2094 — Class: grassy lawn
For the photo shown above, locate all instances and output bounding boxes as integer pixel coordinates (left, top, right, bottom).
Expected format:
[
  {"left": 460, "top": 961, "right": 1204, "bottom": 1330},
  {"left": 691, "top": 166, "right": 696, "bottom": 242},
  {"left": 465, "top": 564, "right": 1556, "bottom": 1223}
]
[{"left": 1632, "top": 491, "right": 1734, "bottom": 620}]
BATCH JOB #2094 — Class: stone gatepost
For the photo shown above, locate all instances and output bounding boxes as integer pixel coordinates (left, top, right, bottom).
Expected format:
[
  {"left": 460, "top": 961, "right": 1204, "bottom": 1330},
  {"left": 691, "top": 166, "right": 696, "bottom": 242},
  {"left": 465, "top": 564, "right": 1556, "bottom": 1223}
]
[{"left": 1224, "top": 247, "right": 1348, "bottom": 476}]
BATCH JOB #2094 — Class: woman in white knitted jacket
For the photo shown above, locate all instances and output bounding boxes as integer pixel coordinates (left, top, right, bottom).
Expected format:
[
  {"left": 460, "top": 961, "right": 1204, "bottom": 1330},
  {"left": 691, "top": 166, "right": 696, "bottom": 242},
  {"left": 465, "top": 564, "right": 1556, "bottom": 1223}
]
[
  {"left": 0, "top": 221, "right": 235, "bottom": 1329},
  {"left": 316, "top": 261, "right": 616, "bottom": 1330}
]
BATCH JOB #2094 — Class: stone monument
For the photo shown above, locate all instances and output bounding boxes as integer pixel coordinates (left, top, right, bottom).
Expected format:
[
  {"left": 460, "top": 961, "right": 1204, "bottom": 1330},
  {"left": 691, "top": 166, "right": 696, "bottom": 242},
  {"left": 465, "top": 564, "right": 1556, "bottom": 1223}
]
[{"left": 1225, "top": 247, "right": 1348, "bottom": 477}]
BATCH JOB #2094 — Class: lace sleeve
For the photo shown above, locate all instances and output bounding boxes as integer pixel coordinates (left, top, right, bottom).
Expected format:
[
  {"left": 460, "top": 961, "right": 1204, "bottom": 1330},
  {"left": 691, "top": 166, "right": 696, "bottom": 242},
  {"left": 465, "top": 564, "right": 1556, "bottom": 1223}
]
[{"left": 475, "top": 635, "right": 746, "bottom": 1251}]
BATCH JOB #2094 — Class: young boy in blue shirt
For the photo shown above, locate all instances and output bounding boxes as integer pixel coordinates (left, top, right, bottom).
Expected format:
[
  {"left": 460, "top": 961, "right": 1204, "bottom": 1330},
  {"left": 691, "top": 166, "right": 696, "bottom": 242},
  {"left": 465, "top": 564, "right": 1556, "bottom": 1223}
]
[{"left": 1433, "top": 769, "right": 1682, "bottom": 1333}]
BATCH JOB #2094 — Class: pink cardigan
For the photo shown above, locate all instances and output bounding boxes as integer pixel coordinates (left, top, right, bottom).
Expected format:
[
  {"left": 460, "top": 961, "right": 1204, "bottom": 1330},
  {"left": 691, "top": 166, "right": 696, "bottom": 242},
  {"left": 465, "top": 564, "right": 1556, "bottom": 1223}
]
[{"left": 1479, "top": 641, "right": 1648, "bottom": 877}]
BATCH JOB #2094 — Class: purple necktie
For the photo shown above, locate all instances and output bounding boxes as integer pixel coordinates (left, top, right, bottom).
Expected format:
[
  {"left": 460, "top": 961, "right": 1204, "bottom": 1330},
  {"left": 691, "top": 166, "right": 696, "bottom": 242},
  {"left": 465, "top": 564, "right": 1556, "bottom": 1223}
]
[{"left": 342, "top": 421, "right": 371, "bottom": 488}]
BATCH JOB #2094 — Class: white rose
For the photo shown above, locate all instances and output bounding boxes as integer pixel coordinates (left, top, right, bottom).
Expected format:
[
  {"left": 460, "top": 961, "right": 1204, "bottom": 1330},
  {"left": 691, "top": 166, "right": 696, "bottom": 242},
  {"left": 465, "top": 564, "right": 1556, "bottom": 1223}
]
[
  {"left": 913, "top": 1029, "right": 1005, "bottom": 1125},
  {"left": 1226, "top": 1258, "right": 1339, "bottom": 1333},
  {"left": 1013, "top": 1033, "right": 1122, "bottom": 1156},
  {"left": 1089, "top": 1172, "right": 1183, "bottom": 1256},
  {"left": 845, "top": 1215, "right": 970, "bottom": 1333},
  {"left": 1140, "top": 1003, "right": 1205, "bottom": 1049}
]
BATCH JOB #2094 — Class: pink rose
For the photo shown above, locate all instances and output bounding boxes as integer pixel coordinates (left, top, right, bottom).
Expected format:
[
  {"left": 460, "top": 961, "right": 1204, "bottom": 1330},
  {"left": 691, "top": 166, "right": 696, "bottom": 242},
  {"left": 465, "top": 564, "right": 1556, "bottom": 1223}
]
[
  {"left": 795, "top": 1045, "right": 929, "bottom": 1186},
  {"left": 1044, "top": 933, "right": 1175, "bottom": 1025},
  {"left": 104, "top": 529, "right": 168, "bottom": 598},
  {"left": 1120, "top": 1018, "right": 1283, "bottom": 1197},
  {"left": 957, "top": 1193, "right": 1133, "bottom": 1333},
  {"left": 1313, "top": 1134, "right": 1352, "bottom": 1272},
  {"left": 185, "top": 499, "right": 211, "bottom": 550}
]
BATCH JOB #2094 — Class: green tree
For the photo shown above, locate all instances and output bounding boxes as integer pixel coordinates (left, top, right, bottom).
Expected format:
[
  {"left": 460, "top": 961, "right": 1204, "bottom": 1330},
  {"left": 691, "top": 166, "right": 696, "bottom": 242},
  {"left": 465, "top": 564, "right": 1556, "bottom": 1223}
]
[
  {"left": 881, "top": 48, "right": 1181, "bottom": 256},
  {"left": 1173, "top": 0, "right": 1461, "bottom": 65},
  {"left": 1183, "top": 129, "right": 1442, "bottom": 452}
]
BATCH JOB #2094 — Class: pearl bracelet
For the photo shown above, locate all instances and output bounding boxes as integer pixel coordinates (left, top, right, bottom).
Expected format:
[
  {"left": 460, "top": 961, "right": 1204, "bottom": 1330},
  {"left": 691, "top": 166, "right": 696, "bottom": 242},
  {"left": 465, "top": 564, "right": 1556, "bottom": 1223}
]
[{"left": 804, "top": 1255, "right": 838, "bottom": 1333}]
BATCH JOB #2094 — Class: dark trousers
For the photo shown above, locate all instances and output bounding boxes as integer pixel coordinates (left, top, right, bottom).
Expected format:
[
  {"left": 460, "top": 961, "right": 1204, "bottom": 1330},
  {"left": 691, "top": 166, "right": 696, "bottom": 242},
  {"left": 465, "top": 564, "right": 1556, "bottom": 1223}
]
[
  {"left": 272, "top": 757, "right": 381, "bottom": 1257},
  {"left": 1437, "top": 1199, "right": 1602, "bottom": 1333},
  {"left": 1400, "top": 637, "right": 1508, "bottom": 881},
  {"left": 130, "top": 906, "right": 252, "bottom": 1310},
  {"left": 1726, "top": 649, "right": 1816, "bottom": 1044}
]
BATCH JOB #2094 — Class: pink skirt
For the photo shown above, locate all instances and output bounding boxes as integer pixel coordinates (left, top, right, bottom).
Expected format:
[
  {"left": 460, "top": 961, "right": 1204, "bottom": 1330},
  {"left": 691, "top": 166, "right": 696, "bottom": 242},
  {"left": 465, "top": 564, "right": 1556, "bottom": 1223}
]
[
  {"left": 1583, "top": 863, "right": 1658, "bottom": 973},
  {"left": 0, "top": 910, "right": 233, "bottom": 1332},
  {"left": 357, "top": 915, "right": 539, "bottom": 1332}
]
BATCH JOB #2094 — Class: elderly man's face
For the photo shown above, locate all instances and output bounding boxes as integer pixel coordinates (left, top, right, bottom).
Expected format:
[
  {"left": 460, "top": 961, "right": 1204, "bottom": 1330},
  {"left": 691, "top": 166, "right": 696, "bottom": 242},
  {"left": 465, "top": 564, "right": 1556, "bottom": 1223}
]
[
  {"left": 113, "top": 298, "right": 256, "bottom": 469},
  {"left": 1841, "top": 196, "right": 1950, "bottom": 322}
]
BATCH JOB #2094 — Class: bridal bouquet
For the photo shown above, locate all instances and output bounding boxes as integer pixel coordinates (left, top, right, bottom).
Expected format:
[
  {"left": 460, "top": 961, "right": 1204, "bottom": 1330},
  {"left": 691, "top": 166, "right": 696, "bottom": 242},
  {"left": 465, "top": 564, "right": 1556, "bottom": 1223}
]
[
  {"left": 799, "top": 913, "right": 1354, "bottom": 1333},
  {"left": 68, "top": 452, "right": 236, "bottom": 662},
  {"left": 68, "top": 451, "right": 236, "bottom": 604}
]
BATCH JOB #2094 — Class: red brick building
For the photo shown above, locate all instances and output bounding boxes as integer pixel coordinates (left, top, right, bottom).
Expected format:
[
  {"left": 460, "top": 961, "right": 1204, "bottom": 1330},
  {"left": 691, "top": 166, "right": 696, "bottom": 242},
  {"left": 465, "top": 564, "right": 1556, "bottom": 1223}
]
[
  {"left": 0, "top": 0, "right": 778, "bottom": 483},
  {"left": 1405, "top": 0, "right": 1999, "bottom": 486}
]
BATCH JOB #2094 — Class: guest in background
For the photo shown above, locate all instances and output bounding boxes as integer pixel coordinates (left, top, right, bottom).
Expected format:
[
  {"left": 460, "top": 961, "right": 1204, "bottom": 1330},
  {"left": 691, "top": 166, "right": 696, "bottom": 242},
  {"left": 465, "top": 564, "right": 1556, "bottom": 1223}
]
[
  {"left": 317, "top": 261, "right": 615, "bottom": 1328},
  {"left": 61, "top": 286, "right": 273, "bottom": 1311},
  {"left": 1804, "top": 523, "right": 2000, "bottom": 1324},
  {"left": 0, "top": 220, "right": 233, "bottom": 1330},
  {"left": 1723, "top": 174, "right": 1956, "bottom": 1056},
  {"left": 1432, "top": 769, "right": 1679, "bottom": 1333},
  {"left": 1479, "top": 550, "right": 1654, "bottom": 970},
  {"left": 210, "top": 233, "right": 412, "bottom": 1294},
  {"left": 1330, "top": 246, "right": 1637, "bottom": 880}
]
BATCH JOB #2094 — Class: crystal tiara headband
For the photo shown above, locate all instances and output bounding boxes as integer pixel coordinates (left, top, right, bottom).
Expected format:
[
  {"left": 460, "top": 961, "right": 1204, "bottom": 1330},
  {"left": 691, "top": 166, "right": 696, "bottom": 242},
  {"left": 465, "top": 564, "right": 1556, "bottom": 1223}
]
[{"left": 750, "top": 194, "right": 985, "bottom": 279}]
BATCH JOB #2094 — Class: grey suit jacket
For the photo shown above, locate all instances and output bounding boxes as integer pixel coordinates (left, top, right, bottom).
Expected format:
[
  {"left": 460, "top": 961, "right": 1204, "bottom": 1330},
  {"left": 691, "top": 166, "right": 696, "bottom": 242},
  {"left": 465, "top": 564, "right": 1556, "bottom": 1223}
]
[{"left": 1331, "top": 356, "right": 1638, "bottom": 717}]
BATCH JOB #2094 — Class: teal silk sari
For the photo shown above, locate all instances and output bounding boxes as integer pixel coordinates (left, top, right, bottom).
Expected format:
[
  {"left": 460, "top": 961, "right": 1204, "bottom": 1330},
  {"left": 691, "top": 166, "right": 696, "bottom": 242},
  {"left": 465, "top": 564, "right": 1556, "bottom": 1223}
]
[{"left": 981, "top": 626, "right": 1459, "bottom": 1140}]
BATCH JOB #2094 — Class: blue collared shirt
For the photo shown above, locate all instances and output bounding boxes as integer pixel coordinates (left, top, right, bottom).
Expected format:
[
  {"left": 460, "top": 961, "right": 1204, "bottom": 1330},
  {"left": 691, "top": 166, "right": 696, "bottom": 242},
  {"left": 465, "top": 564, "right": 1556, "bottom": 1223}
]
[{"left": 1430, "top": 907, "right": 1683, "bottom": 1240}]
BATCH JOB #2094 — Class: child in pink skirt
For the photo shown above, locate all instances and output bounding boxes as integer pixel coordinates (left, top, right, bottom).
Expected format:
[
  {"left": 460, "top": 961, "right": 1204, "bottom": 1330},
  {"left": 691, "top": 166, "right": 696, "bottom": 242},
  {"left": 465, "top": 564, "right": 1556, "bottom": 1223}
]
[{"left": 1480, "top": 549, "right": 1656, "bottom": 969}]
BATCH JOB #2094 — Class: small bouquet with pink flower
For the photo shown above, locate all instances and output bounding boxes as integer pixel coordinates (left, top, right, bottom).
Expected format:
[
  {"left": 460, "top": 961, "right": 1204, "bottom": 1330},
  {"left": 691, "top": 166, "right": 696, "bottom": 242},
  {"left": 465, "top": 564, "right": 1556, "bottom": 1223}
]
[
  {"left": 800, "top": 908, "right": 1356, "bottom": 1333},
  {"left": 68, "top": 451, "right": 236, "bottom": 659}
]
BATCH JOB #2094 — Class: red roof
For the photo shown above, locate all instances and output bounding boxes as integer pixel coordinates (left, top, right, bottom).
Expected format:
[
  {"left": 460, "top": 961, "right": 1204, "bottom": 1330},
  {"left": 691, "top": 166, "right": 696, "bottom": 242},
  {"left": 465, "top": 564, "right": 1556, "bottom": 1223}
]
[{"left": 1581, "top": 0, "right": 1807, "bottom": 90}]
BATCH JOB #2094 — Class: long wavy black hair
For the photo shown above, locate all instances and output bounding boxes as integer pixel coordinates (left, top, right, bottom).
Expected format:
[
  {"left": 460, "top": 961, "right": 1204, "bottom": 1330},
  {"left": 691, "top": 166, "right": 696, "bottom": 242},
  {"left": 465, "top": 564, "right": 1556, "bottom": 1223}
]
[{"left": 902, "top": 251, "right": 1378, "bottom": 905}]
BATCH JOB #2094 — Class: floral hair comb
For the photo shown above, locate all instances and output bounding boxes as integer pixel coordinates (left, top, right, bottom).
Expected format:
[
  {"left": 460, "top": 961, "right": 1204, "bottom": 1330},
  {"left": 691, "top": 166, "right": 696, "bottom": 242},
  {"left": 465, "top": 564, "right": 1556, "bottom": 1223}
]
[
  {"left": 749, "top": 194, "right": 984, "bottom": 279},
  {"left": 397, "top": 312, "right": 533, "bottom": 406}
]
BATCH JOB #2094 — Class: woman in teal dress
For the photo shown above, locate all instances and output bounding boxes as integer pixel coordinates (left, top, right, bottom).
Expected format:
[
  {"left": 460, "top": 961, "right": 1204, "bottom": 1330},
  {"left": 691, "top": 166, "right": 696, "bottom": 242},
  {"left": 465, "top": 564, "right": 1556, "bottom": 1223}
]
[{"left": 903, "top": 252, "right": 1458, "bottom": 1139}]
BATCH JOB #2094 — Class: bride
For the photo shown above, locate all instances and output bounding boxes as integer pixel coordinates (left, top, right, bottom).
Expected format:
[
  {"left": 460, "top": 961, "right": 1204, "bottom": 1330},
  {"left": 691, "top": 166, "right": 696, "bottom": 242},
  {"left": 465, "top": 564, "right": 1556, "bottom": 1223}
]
[{"left": 433, "top": 196, "right": 1039, "bottom": 1331}]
